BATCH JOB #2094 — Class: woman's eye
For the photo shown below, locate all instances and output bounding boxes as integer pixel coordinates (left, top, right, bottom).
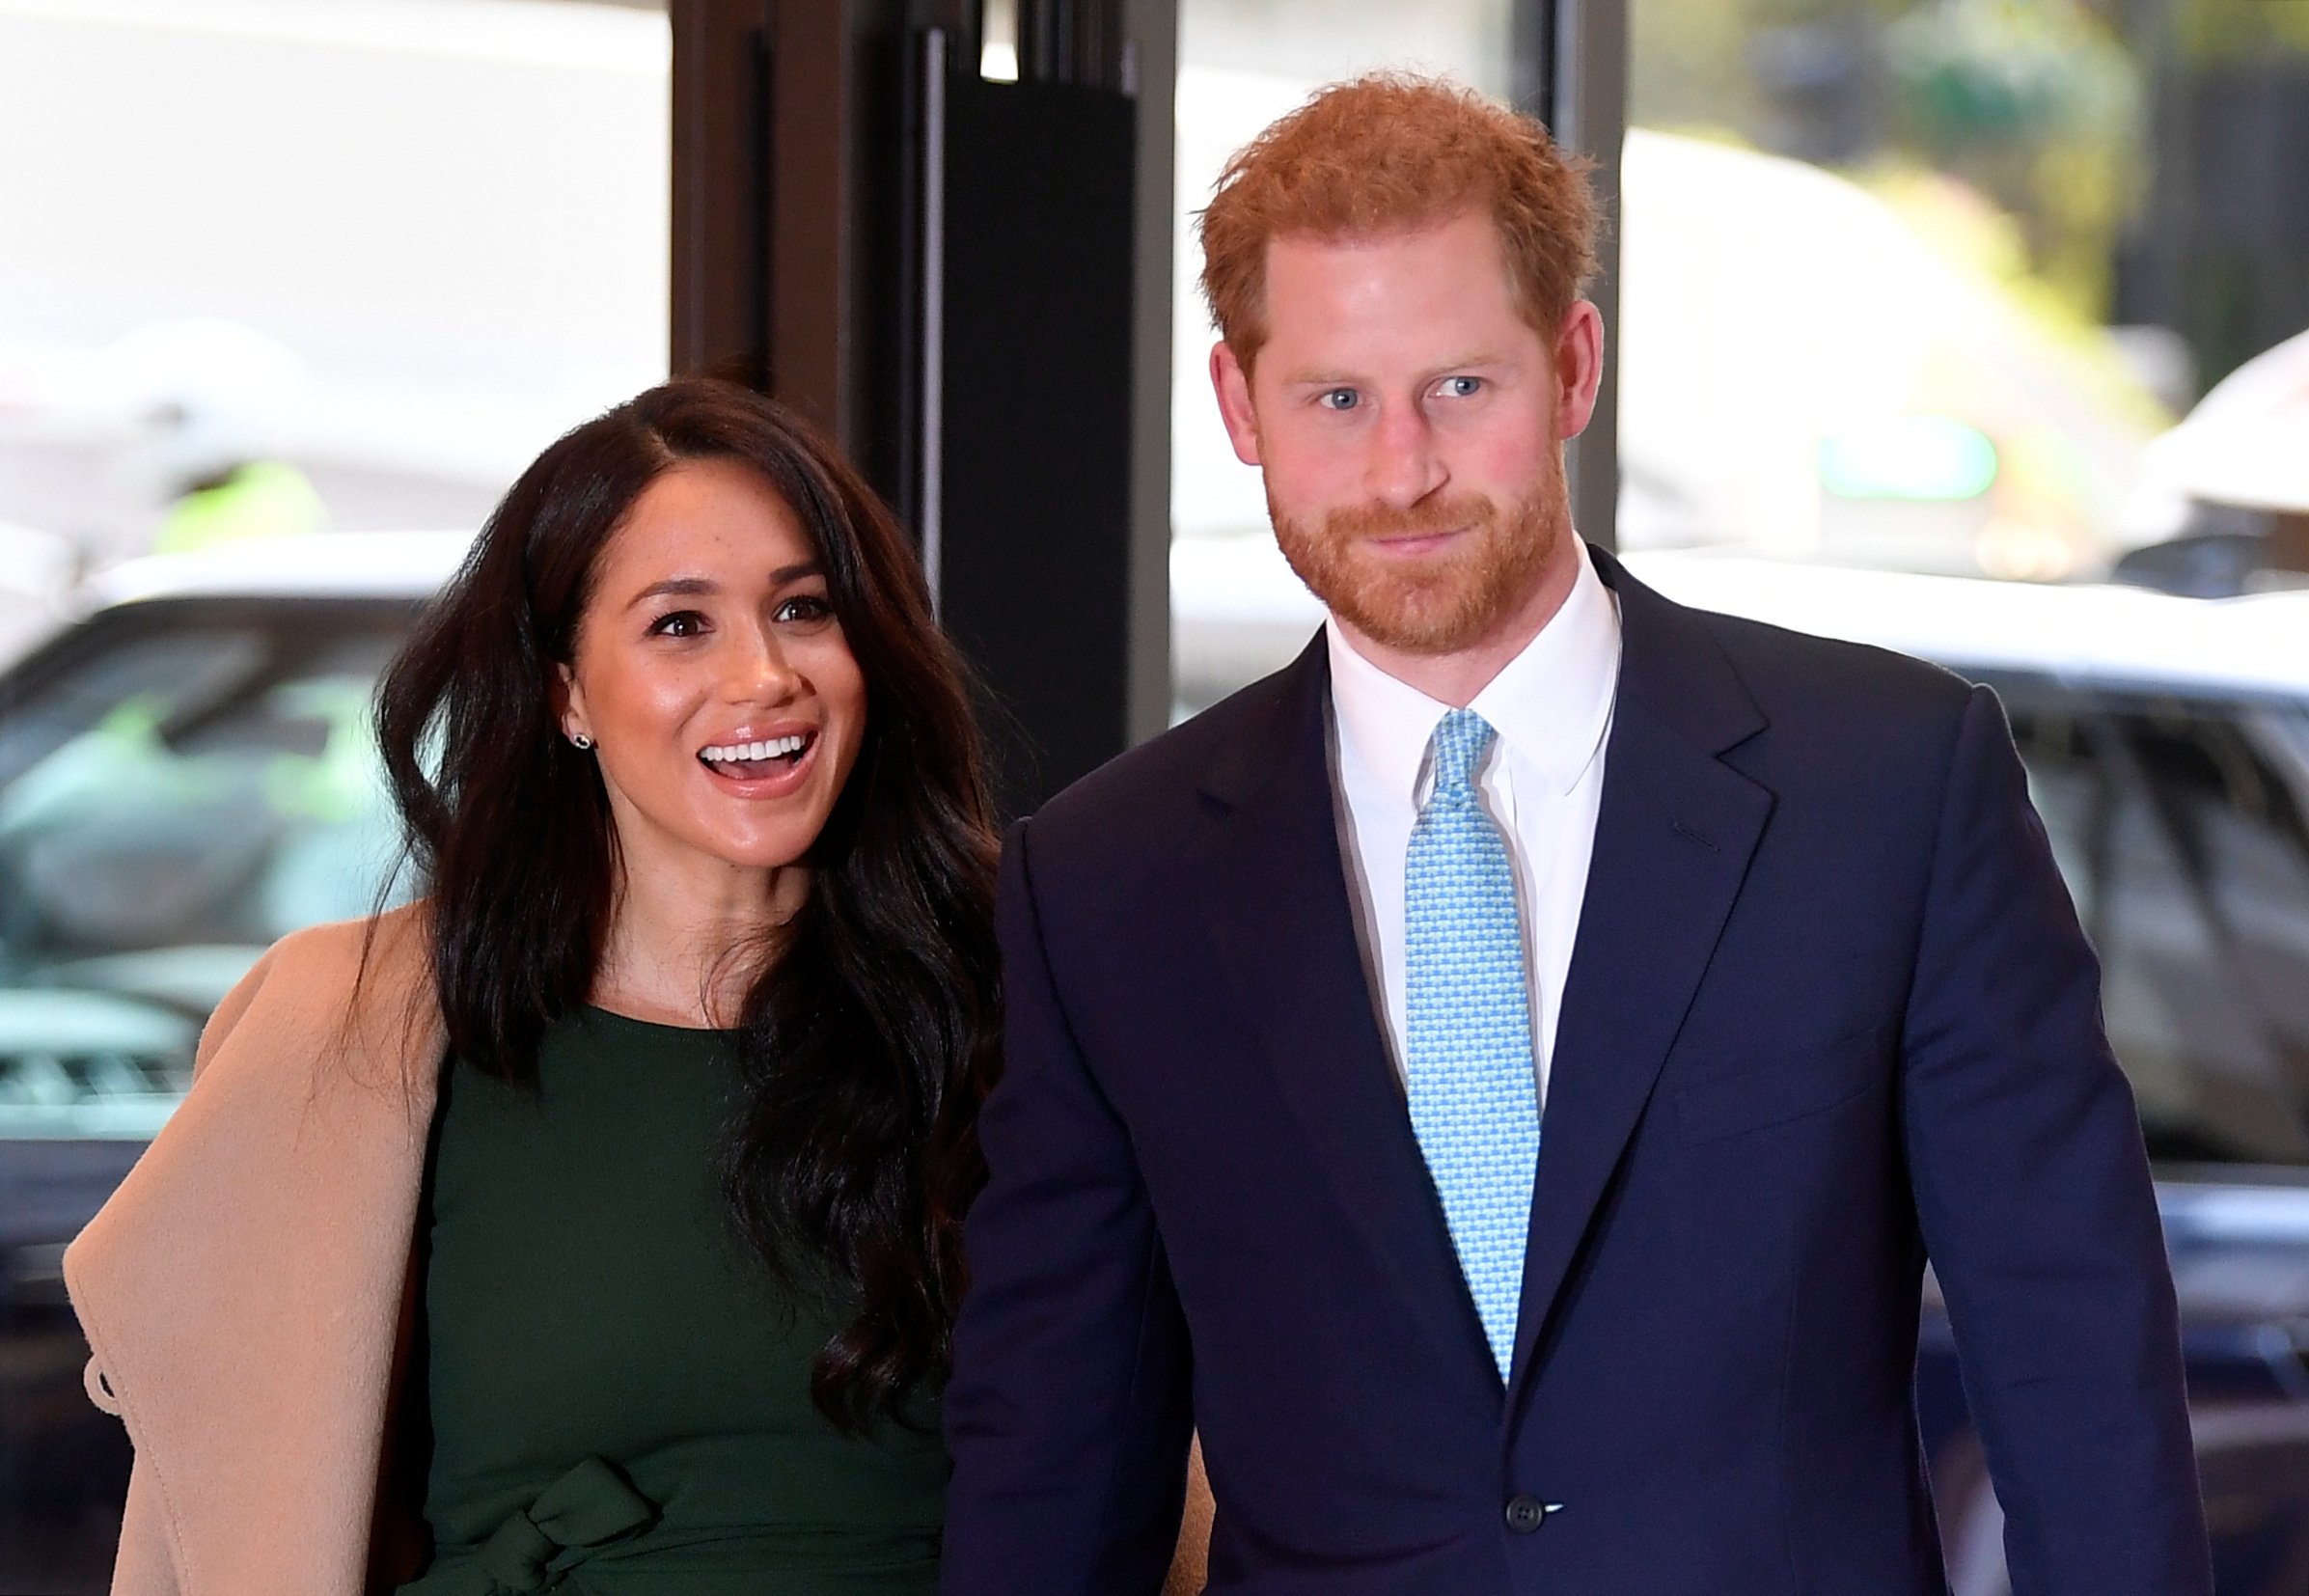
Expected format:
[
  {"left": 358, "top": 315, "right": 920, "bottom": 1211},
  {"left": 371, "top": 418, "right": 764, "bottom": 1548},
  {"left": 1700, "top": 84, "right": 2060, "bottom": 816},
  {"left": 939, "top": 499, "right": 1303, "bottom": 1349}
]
[
  {"left": 775, "top": 593, "right": 835, "bottom": 624},
  {"left": 1436, "top": 375, "right": 1483, "bottom": 399},
  {"left": 649, "top": 610, "right": 707, "bottom": 639},
  {"left": 1317, "top": 388, "right": 1361, "bottom": 412}
]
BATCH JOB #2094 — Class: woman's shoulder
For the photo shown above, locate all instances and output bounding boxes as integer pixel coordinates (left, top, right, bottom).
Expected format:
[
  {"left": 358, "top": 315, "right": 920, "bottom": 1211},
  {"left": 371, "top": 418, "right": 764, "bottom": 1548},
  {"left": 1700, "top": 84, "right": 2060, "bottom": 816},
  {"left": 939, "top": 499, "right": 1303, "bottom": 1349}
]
[
  {"left": 257, "top": 899, "right": 429, "bottom": 986},
  {"left": 196, "top": 902, "right": 436, "bottom": 1082}
]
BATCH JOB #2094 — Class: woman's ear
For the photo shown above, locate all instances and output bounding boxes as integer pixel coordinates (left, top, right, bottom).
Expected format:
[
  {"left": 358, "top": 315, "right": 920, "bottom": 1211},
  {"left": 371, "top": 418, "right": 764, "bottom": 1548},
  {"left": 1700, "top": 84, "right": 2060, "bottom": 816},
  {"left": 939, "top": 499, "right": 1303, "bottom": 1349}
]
[{"left": 554, "top": 660, "right": 590, "bottom": 746}]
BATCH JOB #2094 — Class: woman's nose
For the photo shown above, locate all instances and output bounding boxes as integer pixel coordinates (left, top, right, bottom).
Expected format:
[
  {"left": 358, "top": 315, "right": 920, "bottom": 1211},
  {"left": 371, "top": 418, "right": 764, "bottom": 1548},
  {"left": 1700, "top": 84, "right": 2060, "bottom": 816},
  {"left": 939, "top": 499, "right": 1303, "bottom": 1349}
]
[{"left": 727, "top": 628, "right": 800, "bottom": 702}]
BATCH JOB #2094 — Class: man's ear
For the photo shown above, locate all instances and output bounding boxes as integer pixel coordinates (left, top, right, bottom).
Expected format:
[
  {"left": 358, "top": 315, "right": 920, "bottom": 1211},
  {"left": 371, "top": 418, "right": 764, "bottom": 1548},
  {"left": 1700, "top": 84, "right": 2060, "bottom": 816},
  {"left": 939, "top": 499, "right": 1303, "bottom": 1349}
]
[
  {"left": 1209, "top": 341, "right": 1263, "bottom": 467},
  {"left": 1553, "top": 299, "right": 1606, "bottom": 442}
]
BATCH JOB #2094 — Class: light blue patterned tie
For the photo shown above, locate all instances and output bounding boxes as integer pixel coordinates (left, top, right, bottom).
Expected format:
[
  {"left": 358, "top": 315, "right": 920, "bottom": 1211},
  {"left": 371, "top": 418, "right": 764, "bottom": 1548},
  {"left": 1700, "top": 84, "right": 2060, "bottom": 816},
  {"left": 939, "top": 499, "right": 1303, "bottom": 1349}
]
[{"left": 1405, "top": 708, "right": 1541, "bottom": 1383}]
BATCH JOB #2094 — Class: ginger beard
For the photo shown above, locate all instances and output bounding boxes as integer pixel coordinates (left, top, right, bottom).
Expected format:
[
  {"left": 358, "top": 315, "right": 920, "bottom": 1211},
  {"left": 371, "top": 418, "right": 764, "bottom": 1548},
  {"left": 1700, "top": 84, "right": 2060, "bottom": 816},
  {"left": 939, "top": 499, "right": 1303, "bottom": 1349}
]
[{"left": 1269, "top": 463, "right": 1570, "bottom": 656}]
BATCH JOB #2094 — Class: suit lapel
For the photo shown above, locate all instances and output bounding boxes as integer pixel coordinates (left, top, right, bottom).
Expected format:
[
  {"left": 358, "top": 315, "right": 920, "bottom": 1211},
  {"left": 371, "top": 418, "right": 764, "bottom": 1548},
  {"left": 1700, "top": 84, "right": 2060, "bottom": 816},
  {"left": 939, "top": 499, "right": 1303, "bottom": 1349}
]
[
  {"left": 1508, "top": 553, "right": 1773, "bottom": 1397},
  {"left": 1193, "top": 641, "right": 1501, "bottom": 1392}
]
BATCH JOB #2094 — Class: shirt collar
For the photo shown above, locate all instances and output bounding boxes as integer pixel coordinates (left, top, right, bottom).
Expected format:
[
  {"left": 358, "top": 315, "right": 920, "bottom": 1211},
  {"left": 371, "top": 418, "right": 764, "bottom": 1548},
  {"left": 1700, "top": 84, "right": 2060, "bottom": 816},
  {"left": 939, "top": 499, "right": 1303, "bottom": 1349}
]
[{"left": 1326, "top": 539, "right": 1622, "bottom": 802}]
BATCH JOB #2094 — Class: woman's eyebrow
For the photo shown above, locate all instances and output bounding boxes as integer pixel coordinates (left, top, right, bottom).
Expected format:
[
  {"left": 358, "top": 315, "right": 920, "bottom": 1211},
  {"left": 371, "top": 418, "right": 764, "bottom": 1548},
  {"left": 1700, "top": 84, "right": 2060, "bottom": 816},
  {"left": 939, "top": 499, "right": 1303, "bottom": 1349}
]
[
  {"left": 624, "top": 575, "right": 719, "bottom": 611},
  {"left": 623, "top": 562, "right": 822, "bottom": 612}
]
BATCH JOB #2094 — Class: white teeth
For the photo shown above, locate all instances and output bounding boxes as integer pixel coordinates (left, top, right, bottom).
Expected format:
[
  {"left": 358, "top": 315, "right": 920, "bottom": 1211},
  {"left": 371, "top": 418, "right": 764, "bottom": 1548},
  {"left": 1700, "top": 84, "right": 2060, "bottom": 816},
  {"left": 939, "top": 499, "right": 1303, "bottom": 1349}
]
[{"left": 701, "top": 733, "right": 809, "bottom": 764}]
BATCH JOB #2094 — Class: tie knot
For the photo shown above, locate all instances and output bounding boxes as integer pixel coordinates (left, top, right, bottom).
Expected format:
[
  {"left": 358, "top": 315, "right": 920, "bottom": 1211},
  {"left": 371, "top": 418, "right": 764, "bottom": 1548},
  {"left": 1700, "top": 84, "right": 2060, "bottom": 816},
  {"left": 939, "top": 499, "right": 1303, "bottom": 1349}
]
[{"left": 1427, "top": 707, "right": 1496, "bottom": 795}]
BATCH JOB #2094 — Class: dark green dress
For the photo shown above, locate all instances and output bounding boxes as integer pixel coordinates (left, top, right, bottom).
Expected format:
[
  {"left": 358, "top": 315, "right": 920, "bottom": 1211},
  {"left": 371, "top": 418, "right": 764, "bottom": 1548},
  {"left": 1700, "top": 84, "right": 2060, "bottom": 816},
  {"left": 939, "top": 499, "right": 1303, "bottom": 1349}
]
[{"left": 396, "top": 1008, "right": 946, "bottom": 1596}]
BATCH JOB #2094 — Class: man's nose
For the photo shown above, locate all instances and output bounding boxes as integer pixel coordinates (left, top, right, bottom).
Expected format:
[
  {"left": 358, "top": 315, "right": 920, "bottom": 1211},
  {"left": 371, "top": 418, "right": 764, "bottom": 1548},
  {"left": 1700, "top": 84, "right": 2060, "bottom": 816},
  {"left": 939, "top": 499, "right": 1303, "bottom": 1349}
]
[{"left": 1363, "top": 403, "right": 1446, "bottom": 509}]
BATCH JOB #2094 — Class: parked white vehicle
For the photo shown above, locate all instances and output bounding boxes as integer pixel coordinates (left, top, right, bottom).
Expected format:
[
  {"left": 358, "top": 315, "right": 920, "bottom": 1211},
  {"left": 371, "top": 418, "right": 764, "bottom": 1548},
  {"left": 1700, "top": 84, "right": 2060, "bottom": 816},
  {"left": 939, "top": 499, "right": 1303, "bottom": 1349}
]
[{"left": 0, "top": 533, "right": 467, "bottom": 1142}]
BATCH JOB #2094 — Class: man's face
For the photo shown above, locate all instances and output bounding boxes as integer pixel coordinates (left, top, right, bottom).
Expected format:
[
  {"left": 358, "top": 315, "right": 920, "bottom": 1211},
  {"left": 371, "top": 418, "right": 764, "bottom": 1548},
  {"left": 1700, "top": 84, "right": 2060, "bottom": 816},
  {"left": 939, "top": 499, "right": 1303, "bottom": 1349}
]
[{"left": 1210, "top": 208, "right": 1599, "bottom": 661}]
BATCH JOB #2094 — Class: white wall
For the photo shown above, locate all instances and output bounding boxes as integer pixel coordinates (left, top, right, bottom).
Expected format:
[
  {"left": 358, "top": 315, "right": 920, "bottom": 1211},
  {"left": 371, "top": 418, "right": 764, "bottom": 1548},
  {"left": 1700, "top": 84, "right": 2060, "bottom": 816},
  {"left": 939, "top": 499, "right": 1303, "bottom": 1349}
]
[{"left": 0, "top": 0, "right": 669, "bottom": 504}]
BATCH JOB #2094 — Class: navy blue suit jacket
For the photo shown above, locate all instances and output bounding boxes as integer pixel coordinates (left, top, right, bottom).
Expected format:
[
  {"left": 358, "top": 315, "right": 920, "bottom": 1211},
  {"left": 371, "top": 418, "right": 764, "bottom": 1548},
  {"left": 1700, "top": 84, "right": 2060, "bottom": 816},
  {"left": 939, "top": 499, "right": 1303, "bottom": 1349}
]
[{"left": 942, "top": 549, "right": 2210, "bottom": 1595}]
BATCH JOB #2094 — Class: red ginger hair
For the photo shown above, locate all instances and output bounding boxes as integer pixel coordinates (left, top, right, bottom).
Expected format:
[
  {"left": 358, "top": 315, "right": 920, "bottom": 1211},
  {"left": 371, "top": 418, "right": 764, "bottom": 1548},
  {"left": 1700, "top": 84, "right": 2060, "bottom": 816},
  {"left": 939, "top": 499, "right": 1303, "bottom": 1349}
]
[{"left": 1196, "top": 72, "right": 1600, "bottom": 370}]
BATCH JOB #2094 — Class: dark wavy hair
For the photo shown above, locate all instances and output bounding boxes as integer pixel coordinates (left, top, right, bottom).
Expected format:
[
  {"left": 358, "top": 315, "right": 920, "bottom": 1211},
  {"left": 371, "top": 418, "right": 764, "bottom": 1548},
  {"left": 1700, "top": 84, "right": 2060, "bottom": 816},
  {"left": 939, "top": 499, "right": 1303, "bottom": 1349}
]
[{"left": 374, "top": 377, "right": 1000, "bottom": 1428}]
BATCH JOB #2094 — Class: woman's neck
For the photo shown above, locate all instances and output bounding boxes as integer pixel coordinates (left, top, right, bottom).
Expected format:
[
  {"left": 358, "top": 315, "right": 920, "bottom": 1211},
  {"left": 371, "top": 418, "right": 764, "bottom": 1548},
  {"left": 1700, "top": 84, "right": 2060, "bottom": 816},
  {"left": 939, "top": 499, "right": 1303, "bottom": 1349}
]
[{"left": 590, "top": 857, "right": 808, "bottom": 1029}]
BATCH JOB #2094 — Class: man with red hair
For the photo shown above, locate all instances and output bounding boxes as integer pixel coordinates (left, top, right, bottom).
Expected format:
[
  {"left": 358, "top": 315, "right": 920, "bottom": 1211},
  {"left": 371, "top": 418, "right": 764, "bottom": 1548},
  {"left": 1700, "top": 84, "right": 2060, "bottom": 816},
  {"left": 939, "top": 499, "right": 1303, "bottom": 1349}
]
[{"left": 943, "top": 74, "right": 2209, "bottom": 1596}]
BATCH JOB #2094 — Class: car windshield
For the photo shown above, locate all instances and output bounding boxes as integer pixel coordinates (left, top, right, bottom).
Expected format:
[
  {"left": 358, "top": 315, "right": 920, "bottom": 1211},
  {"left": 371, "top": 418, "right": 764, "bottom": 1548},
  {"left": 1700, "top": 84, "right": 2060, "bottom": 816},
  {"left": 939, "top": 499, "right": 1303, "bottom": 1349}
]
[
  {"left": 1991, "top": 674, "right": 2309, "bottom": 1169},
  {"left": 0, "top": 598, "right": 416, "bottom": 1140}
]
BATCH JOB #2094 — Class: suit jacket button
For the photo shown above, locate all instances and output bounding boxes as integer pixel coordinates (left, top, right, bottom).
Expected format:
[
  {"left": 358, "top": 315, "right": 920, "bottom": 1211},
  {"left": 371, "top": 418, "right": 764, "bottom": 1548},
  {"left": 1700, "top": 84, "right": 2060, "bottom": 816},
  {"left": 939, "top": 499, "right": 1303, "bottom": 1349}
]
[{"left": 1504, "top": 1495, "right": 1551, "bottom": 1534}]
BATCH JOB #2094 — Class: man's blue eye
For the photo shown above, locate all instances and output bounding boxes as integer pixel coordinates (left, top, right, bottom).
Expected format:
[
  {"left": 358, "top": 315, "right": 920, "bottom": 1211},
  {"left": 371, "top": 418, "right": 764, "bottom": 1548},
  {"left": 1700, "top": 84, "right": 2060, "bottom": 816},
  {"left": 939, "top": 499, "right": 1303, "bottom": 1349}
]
[
  {"left": 1318, "top": 389, "right": 1360, "bottom": 411},
  {"left": 1439, "top": 376, "right": 1482, "bottom": 398}
]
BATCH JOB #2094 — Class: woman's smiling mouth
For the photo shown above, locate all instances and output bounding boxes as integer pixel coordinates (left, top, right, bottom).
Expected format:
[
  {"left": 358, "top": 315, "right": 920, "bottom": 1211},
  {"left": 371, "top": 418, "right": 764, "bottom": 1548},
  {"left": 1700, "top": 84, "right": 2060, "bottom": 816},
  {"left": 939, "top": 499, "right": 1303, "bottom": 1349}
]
[{"left": 698, "top": 729, "right": 817, "bottom": 785}]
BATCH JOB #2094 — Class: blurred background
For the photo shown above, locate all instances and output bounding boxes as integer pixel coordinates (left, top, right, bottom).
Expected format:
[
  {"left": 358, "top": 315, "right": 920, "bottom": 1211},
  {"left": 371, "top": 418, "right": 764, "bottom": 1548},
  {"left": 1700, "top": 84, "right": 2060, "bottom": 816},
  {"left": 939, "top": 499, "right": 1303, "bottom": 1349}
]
[
  {"left": 6, "top": 0, "right": 2303, "bottom": 666},
  {"left": 1169, "top": 0, "right": 2309, "bottom": 710},
  {"left": 1, "top": 0, "right": 2306, "bottom": 1590}
]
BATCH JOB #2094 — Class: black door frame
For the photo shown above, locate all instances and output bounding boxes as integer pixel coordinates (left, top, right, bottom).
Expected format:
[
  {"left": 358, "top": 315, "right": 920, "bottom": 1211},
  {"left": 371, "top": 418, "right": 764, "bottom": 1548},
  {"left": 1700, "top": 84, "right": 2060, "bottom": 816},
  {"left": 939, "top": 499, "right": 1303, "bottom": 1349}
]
[{"left": 666, "top": 0, "right": 1625, "bottom": 788}]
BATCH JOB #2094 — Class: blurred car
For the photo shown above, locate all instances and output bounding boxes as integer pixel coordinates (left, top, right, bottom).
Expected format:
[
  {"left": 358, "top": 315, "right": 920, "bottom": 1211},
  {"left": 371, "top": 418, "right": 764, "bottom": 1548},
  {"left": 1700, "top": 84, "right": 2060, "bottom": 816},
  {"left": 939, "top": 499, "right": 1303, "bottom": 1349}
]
[
  {"left": 0, "top": 520, "right": 74, "bottom": 671},
  {"left": 1177, "top": 538, "right": 2309, "bottom": 1593},
  {"left": 1612, "top": 552, "right": 2309, "bottom": 1579},
  {"left": 1622, "top": 552, "right": 2309, "bottom": 1594},
  {"left": 0, "top": 531, "right": 466, "bottom": 1592}
]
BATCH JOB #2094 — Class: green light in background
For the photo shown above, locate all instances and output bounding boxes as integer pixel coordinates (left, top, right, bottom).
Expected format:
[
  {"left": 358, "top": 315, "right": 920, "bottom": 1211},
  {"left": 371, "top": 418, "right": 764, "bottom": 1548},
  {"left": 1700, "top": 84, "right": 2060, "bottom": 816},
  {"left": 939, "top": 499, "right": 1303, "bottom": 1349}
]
[{"left": 1818, "top": 416, "right": 1999, "bottom": 501}]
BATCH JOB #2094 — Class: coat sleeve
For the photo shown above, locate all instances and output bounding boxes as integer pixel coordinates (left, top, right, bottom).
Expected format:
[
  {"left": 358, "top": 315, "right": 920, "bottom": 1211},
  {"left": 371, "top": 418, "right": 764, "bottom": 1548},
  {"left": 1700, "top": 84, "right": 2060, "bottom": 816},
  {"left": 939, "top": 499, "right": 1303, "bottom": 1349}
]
[
  {"left": 191, "top": 938, "right": 282, "bottom": 1082},
  {"left": 941, "top": 818, "right": 1196, "bottom": 1596},
  {"left": 71, "top": 942, "right": 285, "bottom": 1422},
  {"left": 1900, "top": 685, "right": 2212, "bottom": 1595},
  {"left": 108, "top": 1456, "right": 183, "bottom": 1596},
  {"left": 57, "top": 942, "right": 290, "bottom": 1596}
]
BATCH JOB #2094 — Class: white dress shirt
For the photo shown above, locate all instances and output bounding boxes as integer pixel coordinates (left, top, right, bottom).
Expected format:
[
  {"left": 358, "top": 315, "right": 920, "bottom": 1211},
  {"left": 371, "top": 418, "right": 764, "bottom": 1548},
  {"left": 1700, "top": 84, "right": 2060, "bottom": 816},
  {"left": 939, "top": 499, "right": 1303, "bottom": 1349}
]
[{"left": 1326, "top": 544, "right": 1622, "bottom": 1106}]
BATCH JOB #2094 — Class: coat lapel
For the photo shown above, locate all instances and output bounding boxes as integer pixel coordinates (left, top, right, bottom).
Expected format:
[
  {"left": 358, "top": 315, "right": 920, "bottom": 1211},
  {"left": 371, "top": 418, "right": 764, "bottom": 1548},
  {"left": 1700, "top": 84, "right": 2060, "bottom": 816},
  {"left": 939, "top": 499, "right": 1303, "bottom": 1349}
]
[
  {"left": 1507, "top": 553, "right": 1773, "bottom": 1397},
  {"left": 64, "top": 907, "right": 441, "bottom": 1596},
  {"left": 1192, "top": 641, "right": 1501, "bottom": 1392}
]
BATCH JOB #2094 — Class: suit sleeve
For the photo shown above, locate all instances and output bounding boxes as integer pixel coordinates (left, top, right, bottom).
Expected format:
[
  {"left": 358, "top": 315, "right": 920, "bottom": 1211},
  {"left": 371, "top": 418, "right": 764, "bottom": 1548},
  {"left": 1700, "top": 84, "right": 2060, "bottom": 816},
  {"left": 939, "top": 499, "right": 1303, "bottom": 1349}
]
[
  {"left": 941, "top": 818, "right": 1195, "bottom": 1596},
  {"left": 1900, "top": 685, "right": 2212, "bottom": 1595}
]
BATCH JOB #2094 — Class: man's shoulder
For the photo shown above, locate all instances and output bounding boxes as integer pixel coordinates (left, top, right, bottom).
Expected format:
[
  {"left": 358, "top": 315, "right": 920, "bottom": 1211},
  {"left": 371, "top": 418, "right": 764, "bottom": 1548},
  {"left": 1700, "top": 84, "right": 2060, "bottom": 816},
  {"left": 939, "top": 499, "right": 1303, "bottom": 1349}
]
[
  {"left": 1024, "top": 657, "right": 1309, "bottom": 857},
  {"left": 1667, "top": 590, "right": 1979, "bottom": 739},
  {"left": 192, "top": 902, "right": 435, "bottom": 1081}
]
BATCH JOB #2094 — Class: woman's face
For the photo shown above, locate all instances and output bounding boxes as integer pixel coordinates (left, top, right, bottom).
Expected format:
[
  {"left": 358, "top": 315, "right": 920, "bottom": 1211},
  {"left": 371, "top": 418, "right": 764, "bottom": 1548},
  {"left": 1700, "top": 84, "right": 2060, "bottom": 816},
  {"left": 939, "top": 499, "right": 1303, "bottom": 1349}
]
[{"left": 558, "top": 456, "right": 868, "bottom": 888}]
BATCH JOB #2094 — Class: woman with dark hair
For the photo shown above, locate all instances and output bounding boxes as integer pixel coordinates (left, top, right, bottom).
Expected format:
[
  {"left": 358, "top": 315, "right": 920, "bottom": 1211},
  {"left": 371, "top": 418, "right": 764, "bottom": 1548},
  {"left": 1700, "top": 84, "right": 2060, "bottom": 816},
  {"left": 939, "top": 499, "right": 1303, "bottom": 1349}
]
[{"left": 63, "top": 377, "right": 1001, "bottom": 1596}]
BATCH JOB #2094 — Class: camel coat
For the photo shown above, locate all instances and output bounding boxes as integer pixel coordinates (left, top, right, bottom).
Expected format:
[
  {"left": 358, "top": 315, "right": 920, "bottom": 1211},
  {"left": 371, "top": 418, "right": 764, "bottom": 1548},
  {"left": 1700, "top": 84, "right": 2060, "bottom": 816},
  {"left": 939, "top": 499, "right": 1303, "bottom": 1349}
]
[
  {"left": 64, "top": 907, "right": 441, "bottom": 1596},
  {"left": 63, "top": 905, "right": 1214, "bottom": 1596}
]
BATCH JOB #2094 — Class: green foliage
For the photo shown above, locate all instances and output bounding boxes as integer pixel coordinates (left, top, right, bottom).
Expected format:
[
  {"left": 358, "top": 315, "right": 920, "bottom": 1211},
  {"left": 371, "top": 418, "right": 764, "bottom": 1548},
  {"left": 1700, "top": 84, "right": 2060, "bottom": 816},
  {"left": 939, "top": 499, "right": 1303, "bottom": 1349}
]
[
  {"left": 1888, "top": 1, "right": 2130, "bottom": 152},
  {"left": 1883, "top": 0, "right": 2141, "bottom": 319},
  {"left": 1629, "top": 0, "right": 1769, "bottom": 134},
  {"left": 1630, "top": 0, "right": 2146, "bottom": 320},
  {"left": 2177, "top": 0, "right": 2309, "bottom": 63}
]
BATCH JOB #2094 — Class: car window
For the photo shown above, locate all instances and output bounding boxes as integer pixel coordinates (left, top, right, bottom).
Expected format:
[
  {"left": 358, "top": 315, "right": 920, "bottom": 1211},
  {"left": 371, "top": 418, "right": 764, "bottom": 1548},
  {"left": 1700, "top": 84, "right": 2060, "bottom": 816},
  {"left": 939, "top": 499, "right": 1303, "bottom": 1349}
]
[
  {"left": 1994, "top": 676, "right": 2309, "bottom": 1167},
  {"left": 0, "top": 601, "right": 416, "bottom": 1140}
]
